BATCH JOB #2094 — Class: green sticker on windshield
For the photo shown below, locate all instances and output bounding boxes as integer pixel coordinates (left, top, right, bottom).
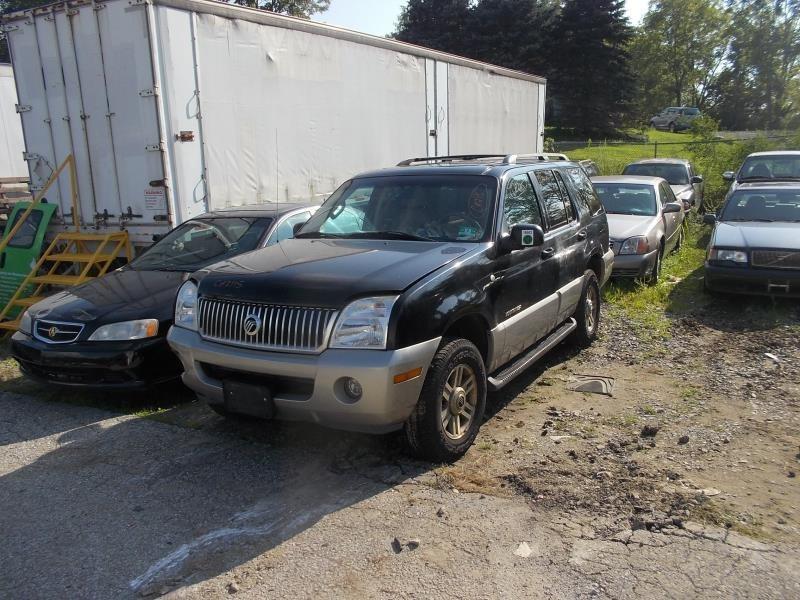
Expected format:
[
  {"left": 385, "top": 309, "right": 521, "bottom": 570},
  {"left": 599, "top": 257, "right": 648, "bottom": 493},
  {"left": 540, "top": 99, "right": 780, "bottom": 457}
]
[{"left": 458, "top": 226, "right": 477, "bottom": 239}]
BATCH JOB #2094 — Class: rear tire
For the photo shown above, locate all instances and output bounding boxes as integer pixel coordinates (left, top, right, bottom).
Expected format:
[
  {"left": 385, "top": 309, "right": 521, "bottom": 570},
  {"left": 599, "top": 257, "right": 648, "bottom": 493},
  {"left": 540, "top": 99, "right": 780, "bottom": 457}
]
[
  {"left": 648, "top": 245, "right": 664, "bottom": 285},
  {"left": 571, "top": 270, "right": 601, "bottom": 347},
  {"left": 404, "top": 338, "right": 487, "bottom": 463}
]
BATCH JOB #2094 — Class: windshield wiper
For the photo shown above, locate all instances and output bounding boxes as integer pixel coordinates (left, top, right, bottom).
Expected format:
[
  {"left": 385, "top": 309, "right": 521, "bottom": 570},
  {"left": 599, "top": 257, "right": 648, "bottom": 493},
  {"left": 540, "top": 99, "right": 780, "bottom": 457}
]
[
  {"left": 341, "top": 231, "right": 435, "bottom": 241},
  {"left": 294, "top": 231, "right": 345, "bottom": 239}
]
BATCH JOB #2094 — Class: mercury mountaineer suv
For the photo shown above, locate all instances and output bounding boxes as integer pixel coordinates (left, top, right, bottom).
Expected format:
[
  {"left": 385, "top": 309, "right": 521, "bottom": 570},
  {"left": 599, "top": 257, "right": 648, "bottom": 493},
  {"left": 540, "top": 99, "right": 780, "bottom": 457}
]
[{"left": 167, "top": 155, "right": 614, "bottom": 461}]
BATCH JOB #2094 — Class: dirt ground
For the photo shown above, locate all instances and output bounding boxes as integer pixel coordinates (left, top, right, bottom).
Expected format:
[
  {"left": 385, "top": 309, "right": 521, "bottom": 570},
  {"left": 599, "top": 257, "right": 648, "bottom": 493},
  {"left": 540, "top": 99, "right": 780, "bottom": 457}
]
[{"left": 1, "top": 294, "right": 799, "bottom": 599}]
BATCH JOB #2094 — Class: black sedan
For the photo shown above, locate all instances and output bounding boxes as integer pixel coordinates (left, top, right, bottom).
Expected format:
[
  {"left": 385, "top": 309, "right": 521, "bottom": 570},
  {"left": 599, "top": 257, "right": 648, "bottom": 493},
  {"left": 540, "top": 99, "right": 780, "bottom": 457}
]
[
  {"left": 11, "top": 203, "right": 315, "bottom": 389},
  {"left": 703, "top": 182, "right": 800, "bottom": 297}
]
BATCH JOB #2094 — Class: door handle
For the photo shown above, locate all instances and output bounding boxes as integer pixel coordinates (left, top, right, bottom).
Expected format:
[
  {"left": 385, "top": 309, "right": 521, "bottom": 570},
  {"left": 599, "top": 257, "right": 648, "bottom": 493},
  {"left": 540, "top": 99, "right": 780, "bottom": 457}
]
[
  {"left": 577, "top": 229, "right": 588, "bottom": 240},
  {"left": 541, "top": 247, "right": 555, "bottom": 258}
]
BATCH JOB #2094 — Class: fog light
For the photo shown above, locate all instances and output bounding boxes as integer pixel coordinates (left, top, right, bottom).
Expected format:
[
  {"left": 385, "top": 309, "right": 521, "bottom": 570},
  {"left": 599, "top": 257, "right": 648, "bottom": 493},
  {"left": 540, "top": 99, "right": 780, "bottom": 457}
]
[{"left": 344, "top": 377, "right": 363, "bottom": 400}]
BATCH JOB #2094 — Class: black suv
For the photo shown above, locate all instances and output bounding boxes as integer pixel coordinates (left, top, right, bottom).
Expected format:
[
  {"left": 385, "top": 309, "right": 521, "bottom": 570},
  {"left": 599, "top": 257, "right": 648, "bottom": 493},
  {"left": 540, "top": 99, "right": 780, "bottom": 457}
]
[{"left": 168, "top": 154, "right": 614, "bottom": 461}]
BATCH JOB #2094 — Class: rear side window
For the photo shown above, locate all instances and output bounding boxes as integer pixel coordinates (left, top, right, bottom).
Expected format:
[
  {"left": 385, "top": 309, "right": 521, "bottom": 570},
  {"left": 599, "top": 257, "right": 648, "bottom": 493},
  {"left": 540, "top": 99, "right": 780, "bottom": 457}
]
[
  {"left": 554, "top": 172, "right": 575, "bottom": 221},
  {"left": 566, "top": 167, "right": 603, "bottom": 215},
  {"left": 534, "top": 170, "right": 570, "bottom": 228},
  {"left": 503, "top": 173, "right": 543, "bottom": 229}
]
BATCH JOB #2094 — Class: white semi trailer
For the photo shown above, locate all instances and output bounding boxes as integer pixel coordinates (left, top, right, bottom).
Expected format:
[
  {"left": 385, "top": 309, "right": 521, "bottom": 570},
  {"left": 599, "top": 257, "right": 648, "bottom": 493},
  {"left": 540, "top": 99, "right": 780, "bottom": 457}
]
[
  {"left": 1, "top": 0, "right": 546, "bottom": 246},
  {"left": 0, "top": 63, "right": 27, "bottom": 179}
]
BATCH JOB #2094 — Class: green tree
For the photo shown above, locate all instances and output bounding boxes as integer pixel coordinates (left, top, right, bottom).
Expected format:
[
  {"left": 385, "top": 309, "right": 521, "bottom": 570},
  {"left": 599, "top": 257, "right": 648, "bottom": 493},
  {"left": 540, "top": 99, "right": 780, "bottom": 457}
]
[
  {"left": 233, "top": 0, "right": 330, "bottom": 18},
  {"left": 547, "top": 0, "right": 635, "bottom": 134},
  {"left": 1, "top": 0, "right": 50, "bottom": 62},
  {"left": 632, "top": 0, "right": 728, "bottom": 115},
  {"left": 393, "top": 0, "right": 472, "bottom": 56}
]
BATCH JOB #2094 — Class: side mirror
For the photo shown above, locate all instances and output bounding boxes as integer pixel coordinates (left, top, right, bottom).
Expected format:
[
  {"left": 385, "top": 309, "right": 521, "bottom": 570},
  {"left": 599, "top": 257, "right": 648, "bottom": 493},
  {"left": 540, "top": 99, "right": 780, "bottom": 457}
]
[
  {"left": 500, "top": 223, "right": 545, "bottom": 253},
  {"left": 152, "top": 233, "right": 166, "bottom": 243},
  {"left": 703, "top": 214, "right": 717, "bottom": 225},
  {"left": 663, "top": 202, "right": 682, "bottom": 214},
  {"left": 691, "top": 175, "right": 703, "bottom": 184},
  {"left": 722, "top": 171, "right": 735, "bottom": 182},
  {"left": 292, "top": 222, "right": 305, "bottom": 237}
]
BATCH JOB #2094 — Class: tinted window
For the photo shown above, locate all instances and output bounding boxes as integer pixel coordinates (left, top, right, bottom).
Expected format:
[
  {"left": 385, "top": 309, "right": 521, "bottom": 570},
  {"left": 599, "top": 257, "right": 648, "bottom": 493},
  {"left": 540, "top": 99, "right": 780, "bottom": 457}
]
[
  {"left": 569, "top": 167, "right": 603, "bottom": 215},
  {"left": 721, "top": 191, "right": 800, "bottom": 222},
  {"left": 130, "top": 217, "right": 271, "bottom": 271},
  {"left": 622, "top": 163, "right": 690, "bottom": 185},
  {"left": 594, "top": 183, "right": 657, "bottom": 216},
  {"left": 303, "top": 175, "right": 497, "bottom": 242},
  {"left": 534, "top": 170, "right": 569, "bottom": 228},
  {"left": 503, "top": 173, "right": 542, "bottom": 229},
  {"left": 6, "top": 210, "right": 43, "bottom": 249}
]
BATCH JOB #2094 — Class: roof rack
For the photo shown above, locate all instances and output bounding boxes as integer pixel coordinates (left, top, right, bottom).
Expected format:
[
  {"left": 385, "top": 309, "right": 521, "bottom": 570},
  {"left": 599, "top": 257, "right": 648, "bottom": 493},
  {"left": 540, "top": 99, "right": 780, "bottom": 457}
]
[{"left": 397, "top": 152, "right": 570, "bottom": 167}]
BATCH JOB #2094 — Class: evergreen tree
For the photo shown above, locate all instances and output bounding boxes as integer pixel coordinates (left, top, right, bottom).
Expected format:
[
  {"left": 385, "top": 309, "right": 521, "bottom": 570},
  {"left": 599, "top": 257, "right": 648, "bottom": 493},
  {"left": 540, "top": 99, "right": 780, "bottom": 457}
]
[
  {"left": 233, "top": 0, "right": 330, "bottom": 18},
  {"left": 393, "top": 0, "right": 472, "bottom": 56},
  {"left": 547, "top": 0, "right": 634, "bottom": 134}
]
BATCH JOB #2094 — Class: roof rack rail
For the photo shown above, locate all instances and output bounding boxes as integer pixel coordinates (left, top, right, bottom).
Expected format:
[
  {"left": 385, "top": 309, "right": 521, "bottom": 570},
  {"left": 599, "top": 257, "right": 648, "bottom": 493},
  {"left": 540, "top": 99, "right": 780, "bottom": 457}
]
[
  {"left": 397, "top": 152, "right": 570, "bottom": 167},
  {"left": 397, "top": 154, "right": 508, "bottom": 166}
]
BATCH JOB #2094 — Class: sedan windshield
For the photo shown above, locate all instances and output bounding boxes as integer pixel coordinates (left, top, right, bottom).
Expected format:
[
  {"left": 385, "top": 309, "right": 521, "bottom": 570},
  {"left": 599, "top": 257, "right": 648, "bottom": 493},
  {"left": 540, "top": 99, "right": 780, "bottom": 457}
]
[
  {"left": 720, "top": 191, "right": 800, "bottom": 222},
  {"left": 594, "top": 183, "right": 657, "bottom": 216},
  {"left": 298, "top": 175, "right": 498, "bottom": 242},
  {"left": 623, "top": 163, "right": 690, "bottom": 185},
  {"left": 129, "top": 217, "right": 272, "bottom": 271},
  {"left": 738, "top": 155, "right": 800, "bottom": 181}
]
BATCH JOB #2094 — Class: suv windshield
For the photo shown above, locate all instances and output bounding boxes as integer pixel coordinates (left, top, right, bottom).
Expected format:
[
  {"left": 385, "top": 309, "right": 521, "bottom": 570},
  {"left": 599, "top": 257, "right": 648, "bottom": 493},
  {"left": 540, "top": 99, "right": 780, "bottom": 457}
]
[
  {"left": 738, "top": 155, "right": 800, "bottom": 181},
  {"left": 298, "top": 175, "right": 498, "bottom": 242},
  {"left": 720, "top": 191, "right": 800, "bottom": 222},
  {"left": 130, "top": 217, "right": 272, "bottom": 271},
  {"left": 593, "top": 183, "right": 657, "bottom": 216},
  {"left": 622, "top": 163, "right": 690, "bottom": 185}
]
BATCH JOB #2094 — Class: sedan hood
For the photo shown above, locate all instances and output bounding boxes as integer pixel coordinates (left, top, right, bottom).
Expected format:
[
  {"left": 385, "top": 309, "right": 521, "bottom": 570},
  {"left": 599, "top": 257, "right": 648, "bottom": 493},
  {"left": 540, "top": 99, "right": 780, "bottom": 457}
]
[
  {"left": 28, "top": 269, "right": 187, "bottom": 327},
  {"left": 198, "top": 239, "right": 475, "bottom": 306},
  {"left": 607, "top": 214, "right": 657, "bottom": 241},
  {"left": 712, "top": 221, "right": 800, "bottom": 250}
]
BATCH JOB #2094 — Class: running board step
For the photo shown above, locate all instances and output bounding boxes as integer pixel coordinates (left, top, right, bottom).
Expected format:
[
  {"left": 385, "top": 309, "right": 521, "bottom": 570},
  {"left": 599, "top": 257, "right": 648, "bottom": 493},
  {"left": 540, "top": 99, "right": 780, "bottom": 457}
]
[{"left": 487, "top": 318, "right": 577, "bottom": 391}]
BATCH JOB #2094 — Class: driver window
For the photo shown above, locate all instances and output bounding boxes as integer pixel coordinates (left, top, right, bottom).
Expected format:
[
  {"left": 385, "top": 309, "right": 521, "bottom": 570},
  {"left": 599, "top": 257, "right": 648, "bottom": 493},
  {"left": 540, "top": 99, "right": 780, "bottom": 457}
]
[{"left": 502, "top": 173, "right": 543, "bottom": 232}]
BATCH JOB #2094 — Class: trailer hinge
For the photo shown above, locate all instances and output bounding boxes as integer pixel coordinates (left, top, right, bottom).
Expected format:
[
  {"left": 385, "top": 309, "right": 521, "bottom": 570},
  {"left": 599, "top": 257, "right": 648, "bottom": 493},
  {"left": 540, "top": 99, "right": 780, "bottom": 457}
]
[
  {"left": 29, "top": 185, "right": 43, "bottom": 192},
  {"left": 15, "top": 104, "right": 31, "bottom": 113},
  {"left": 66, "top": 8, "right": 79, "bottom": 16},
  {"left": 62, "top": 116, "right": 71, "bottom": 122},
  {"left": 128, "top": 0, "right": 148, "bottom": 6},
  {"left": 22, "top": 152, "right": 41, "bottom": 161},
  {"left": 92, "top": 2, "right": 106, "bottom": 10},
  {"left": 145, "top": 142, "right": 166, "bottom": 152},
  {"left": 138, "top": 87, "right": 159, "bottom": 98},
  {"left": 43, "top": 15, "right": 54, "bottom": 21},
  {"left": 1, "top": 24, "right": 19, "bottom": 32}
]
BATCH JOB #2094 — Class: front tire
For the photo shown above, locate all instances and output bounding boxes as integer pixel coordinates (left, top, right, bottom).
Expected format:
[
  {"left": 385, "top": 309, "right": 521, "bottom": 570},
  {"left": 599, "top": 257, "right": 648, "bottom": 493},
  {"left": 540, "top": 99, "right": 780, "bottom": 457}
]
[
  {"left": 673, "top": 227, "right": 684, "bottom": 252},
  {"left": 571, "top": 270, "right": 601, "bottom": 347},
  {"left": 404, "top": 338, "right": 487, "bottom": 462},
  {"left": 668, "top": 122, "right": 676, "bottom": 133},
  {"left": 648, "top": 244, "right": 664, "bottom": 285}
]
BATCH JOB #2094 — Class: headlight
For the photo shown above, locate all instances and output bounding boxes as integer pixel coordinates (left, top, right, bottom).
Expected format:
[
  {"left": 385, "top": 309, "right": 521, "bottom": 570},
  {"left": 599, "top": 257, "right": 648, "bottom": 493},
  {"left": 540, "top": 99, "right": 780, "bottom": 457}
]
[
  {"left": 619, "top": 236, "right": 650, "bottom": 255},
  {"left": 174, "top": 280, "right": 198, "bottom": 331},
  {"left": 19, "top": 310, "right": 32, "bottom": 335},
  {"left": 708, "top": 248, "right": 748, "bottom": 264},
  {"left": 88, "top": 319, "right": 159, "bottom": 341},
  {"left": 329, "top": 296, "right": 398, "bottom": 349}
]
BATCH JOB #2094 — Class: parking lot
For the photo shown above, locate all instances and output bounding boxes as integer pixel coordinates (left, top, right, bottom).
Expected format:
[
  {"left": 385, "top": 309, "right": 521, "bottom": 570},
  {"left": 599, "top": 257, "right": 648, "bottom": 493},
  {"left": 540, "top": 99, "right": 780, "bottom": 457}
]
[{"left": 2, "top": 228, "right": 799, "bottom": 598}]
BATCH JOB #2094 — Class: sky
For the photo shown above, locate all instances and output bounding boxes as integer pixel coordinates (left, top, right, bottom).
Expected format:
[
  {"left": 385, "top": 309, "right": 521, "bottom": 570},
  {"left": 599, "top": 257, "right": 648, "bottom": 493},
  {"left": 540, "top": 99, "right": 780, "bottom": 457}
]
[{"left": 313, "top": 0, "right": 651, "bottom": 37}]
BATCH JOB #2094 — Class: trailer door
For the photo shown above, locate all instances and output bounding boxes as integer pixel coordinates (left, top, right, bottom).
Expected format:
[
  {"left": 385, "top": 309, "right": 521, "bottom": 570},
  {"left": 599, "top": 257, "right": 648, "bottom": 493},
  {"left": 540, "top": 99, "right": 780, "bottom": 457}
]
[{"left": 425, "top": 59, "right": 449, "bottom": 157}]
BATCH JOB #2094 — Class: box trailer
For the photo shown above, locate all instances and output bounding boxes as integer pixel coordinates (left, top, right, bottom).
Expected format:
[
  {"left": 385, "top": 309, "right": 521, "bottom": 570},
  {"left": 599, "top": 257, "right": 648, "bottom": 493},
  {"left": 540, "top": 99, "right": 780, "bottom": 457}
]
[
  {"left": 1, "top": 0, "right": 546, "bottom": 246},
  {"left": 0, "top": 64, "right": 27, "bottom": 179}
]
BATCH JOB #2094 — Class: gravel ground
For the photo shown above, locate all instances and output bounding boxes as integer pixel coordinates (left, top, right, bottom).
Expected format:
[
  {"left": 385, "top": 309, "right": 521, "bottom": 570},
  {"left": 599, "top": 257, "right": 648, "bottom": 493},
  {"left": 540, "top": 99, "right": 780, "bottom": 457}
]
[{"left": 1, "top": 301, "right": 799, "bottom": 599}]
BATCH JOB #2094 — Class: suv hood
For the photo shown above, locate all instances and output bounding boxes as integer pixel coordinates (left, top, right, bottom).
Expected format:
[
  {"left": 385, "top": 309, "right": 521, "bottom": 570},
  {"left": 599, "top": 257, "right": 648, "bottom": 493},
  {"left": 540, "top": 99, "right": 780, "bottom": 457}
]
[
  {"left": 27, "top": 269, "right": 187, "bottom": 328},
  {"left": 197, "top": 239, "right": 476, "bottom": 306},
  {"left": 607, "top": 214, "right": 657, "bottom": 241},
  {"left": 712, "top": 221, "right": 800, "bottom": 250}
]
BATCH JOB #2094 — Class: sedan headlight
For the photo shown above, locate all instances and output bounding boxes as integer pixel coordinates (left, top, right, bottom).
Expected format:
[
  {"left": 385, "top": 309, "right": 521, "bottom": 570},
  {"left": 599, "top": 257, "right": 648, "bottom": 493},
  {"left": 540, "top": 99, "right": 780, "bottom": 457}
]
[
  {"left": 708, "top": 248, "right": 748, "bottom": 264},
  {"left": 329, "top": 296, "right": 398, "bottom": 349},
  {"left": 619, "top": 236, "right": 650, "bottom": 255},
  {"left": 18, "top": 310, "right": 32, "bottom": 335},
  {"left": 88, "top": 319, "right": 159, "bottom": 341},
  {"left": 174, "top": 280, "right": 198, "bottom": 331}
]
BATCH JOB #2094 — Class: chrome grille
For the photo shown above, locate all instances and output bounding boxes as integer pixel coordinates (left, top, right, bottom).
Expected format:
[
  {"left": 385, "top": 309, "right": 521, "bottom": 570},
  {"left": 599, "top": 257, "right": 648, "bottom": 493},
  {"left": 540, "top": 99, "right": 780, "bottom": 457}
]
[
  {"left": 198, "top": 297, "right": 338, "bottom": 354},
  {"left": 752, "top": 250, "right": 800, "bottom": 270},
  {"left": 33, "top": 319, "right": 84, "bottom": 344}
]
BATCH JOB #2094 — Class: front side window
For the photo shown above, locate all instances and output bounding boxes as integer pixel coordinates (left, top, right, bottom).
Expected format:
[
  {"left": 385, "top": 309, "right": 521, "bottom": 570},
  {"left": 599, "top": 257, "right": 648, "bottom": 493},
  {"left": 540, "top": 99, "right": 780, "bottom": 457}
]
[
  {"left": 299, "top": 175, "right": 498, "bottom": 242},
  {"left": 593, "top": 183, "right": 657, "bottom": 216},
  {"left": 130, "top": 217, "right": 271, "bottom": 271},
  {"left": 623, "top": 163, "right": 690, "bottom": 185},
  {"left": 534, "top": 169, "right": 570, "bottom": 228},
  {"left": 720, "top": 191, "right": 800, "bottom": 222},
  {"left": 502, "top": 173, "right": 542, "bottom": 230},
  {"left": 5, "top": 210, "right": 43, "bottom": 249},
  {"left": 660, "top": 183, "right": 677, "bottom": 205}
]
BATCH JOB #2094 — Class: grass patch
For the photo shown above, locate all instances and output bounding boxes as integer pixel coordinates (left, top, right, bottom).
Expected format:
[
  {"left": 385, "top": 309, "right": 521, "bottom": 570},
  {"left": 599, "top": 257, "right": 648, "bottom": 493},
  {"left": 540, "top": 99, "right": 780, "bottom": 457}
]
[{"left": 691, "top": 499, "right": 769, "bottom": 541}]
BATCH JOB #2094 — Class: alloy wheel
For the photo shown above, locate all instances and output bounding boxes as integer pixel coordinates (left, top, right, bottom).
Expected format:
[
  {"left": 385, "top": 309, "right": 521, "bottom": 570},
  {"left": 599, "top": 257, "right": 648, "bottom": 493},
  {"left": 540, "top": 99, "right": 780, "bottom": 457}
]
[{"left": 440, "top": 364, "right": 478, "bottom": 440}]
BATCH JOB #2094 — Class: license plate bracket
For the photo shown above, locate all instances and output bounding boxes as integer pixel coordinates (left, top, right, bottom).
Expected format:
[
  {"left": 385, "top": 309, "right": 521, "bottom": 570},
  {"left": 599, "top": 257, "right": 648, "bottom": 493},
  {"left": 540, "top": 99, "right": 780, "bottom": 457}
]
[{"left": 223, "top": 380, "right": 275, "bottom": 419}]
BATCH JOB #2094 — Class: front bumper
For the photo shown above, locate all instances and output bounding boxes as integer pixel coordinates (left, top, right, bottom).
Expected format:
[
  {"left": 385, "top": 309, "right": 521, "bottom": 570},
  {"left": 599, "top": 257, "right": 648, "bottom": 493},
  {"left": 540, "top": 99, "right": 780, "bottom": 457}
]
[
  {"left": 601, "top": 248, "right": 614, "bottom": 286},
  {"left": 610, "top": 248, "right": 659, "bottom": 279},
  {"left": 10, "top": 332, "right": 182, "bottom": 389},
  {"left": 167, "top": 326, "right": 441, "bottom": 433},
  {"left": 704, "top": 264, "right": 800, "bottom": 297}
]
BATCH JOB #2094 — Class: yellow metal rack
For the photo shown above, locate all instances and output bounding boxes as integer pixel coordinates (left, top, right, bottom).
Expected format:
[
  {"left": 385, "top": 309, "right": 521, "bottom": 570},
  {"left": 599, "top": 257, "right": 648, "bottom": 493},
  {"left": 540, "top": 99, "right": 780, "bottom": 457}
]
[{"left": 0, "top": 155, "right": 132, "bottom": 333}]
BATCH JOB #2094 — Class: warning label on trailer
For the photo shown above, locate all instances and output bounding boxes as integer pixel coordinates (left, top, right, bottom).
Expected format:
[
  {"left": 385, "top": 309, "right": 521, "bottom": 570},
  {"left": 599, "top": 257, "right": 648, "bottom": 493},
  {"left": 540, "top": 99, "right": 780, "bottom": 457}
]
[{"left": 144, "top": 187, "right": 166, "bottom": 210}]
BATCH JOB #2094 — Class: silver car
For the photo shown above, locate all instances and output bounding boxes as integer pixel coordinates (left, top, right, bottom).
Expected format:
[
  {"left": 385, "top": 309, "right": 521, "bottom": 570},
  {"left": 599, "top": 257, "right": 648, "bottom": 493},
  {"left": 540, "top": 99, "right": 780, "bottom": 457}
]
[
  {"left": 622, "top": 158, "right": 705, "bottom": 212},
  {"left": 592, "top": 176, "right": 685, "bottom": 283}
]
